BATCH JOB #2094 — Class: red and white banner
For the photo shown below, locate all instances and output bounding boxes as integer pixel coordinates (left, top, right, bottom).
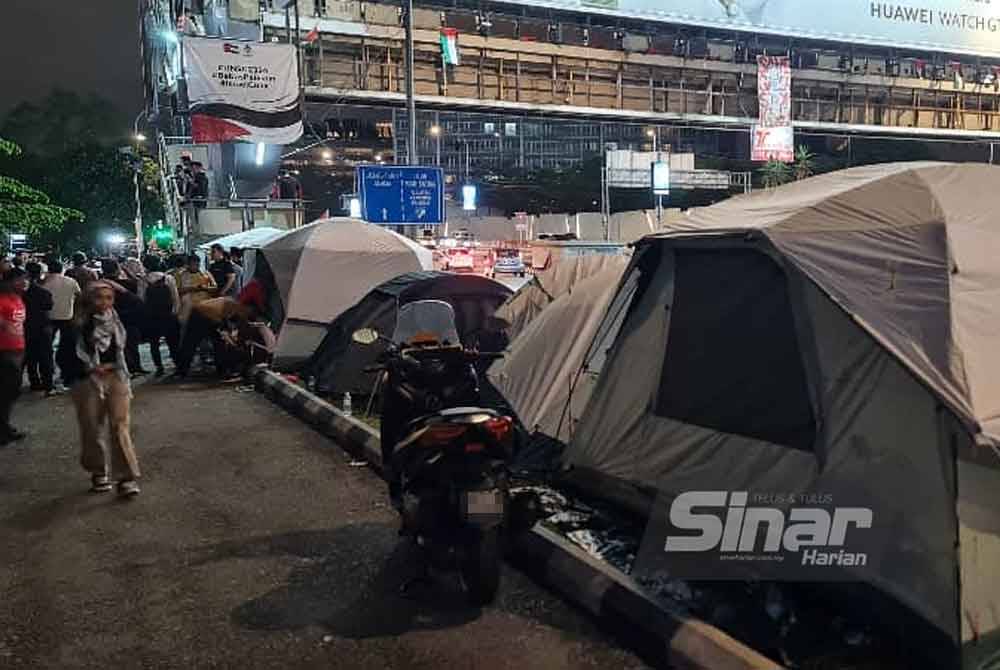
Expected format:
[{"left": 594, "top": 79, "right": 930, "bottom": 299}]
[
  {"left": 183, "top": 37, "right": 303, "bottom": 145},
  {"left": 752, "top": 56, "right": 793, "bottom": 162}
]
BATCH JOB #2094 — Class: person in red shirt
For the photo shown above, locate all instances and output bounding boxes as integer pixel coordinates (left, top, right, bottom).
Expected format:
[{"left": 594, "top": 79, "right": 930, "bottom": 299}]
[{"left": 0, "top": 268, "right": 28, "bottom": 445}]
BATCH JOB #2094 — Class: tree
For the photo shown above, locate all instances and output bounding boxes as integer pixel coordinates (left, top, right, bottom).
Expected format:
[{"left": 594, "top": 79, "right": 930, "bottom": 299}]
[
  {"left": 0, "top": 137, "right": 83, "bottom": 237},
  {"left": 794, "top": 145, "right": 816, "bottom": 181},
  {"left": 0, "top": 90, "right": 126, "bottom": 157},
  {"left": 29, "top": 143, "right": 163, "bottom": 252},
  {"left": 758, "top": 159, "right": 793, "bottom": 189},
  {"left": 1, "top": 91, "right": 162, "bottom": 251}
]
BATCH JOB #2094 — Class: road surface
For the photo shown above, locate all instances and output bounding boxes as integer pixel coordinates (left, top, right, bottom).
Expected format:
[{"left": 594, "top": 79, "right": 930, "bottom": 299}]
[{"left": 0, "top": 378, "right": 648, "bottom": 669}]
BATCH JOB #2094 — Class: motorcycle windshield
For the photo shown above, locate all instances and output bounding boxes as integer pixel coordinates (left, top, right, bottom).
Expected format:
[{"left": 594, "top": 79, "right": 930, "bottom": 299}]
[{"left": 392, "top": 300, "right": 460, "bottom": 346}]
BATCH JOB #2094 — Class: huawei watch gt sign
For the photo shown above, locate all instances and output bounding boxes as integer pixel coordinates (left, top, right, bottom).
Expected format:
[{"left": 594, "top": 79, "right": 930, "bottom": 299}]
[
  {"left": 522, "top": 0, "right": 1000, "bottom": 57},
  {"left": 636, "top": 490, "right": 882, "bottom": 580}
]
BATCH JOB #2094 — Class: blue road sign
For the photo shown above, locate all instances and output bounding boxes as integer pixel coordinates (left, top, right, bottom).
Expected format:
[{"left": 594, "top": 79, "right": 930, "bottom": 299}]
[{"left": 358, "top": 166, "right": 445, "bottom": 225}]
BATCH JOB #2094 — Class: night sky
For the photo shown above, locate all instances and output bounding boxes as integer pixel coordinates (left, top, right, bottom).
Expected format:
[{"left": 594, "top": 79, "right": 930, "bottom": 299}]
[{"left": 1, "top": 1, "right": 143, "bottom": 121}]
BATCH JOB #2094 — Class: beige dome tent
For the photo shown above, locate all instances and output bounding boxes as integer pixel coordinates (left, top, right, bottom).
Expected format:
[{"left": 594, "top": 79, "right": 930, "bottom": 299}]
[
  {"left": 561, "top": 163, "right": 1000, "bottom": 668},
  {"left": 256, "top": 218, "right": 433, "bottom": 367},
  {"left": 488, "top": 262, "right": 630, "bottom": 444},
  {"left": 494, "top": 254, "right": 629, "bottom": 341}
]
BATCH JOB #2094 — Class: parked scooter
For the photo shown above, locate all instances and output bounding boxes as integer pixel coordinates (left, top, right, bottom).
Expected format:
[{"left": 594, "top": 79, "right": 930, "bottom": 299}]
[{"left": 354, "top": 300, "right": 515, "bottom": 605}]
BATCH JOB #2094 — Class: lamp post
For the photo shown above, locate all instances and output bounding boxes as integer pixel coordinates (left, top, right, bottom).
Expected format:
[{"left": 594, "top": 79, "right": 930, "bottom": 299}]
[
  {"left": 429, "top": 123, "right": 442, "bottom": 167},
  {"left": 647, "top": 127, "right": 663, "bottom": 228},
  {"left": 404, "top": 0, "right": 417, "bottom": 164},
  {"left": 431, "top": 114, "right": 441, "bottom": 166},
  {"left": 132, "top": 110, "right": 149, "bottom": 252}
]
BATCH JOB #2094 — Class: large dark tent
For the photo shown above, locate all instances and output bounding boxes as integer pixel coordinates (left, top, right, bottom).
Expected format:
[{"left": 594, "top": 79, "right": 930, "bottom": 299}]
[
  {"left": 555, "top": 163, "right": 1000, "bottom": 669},
  {"left": 307, "top": 272, "right": 511, "bottom": 395}
]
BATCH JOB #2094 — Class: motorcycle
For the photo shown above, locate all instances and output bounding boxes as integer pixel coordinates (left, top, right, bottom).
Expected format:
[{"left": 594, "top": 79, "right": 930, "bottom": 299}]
[{"left": 353, "top": 300, "right": 515, "bottom": 605}]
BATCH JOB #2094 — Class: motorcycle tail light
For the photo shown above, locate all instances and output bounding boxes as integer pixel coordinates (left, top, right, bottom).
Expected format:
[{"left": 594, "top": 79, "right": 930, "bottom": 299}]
[
  {"left": 483, "top": 416, "right": 513, "bottom": 443},
  {"left": 420, "top": 423, "right": 467, "bottom": 445},
  {"left": 464, "top": 442, "right": 486, "bottom": 453}
]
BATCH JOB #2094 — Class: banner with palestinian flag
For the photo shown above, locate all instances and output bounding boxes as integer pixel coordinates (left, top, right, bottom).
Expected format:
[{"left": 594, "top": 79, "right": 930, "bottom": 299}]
[
  {"left": 183, "top": 37, "right": 303, "bottom": 145},
  {"left": 440, "top": 28, "right": 460, "bottom": 66}
]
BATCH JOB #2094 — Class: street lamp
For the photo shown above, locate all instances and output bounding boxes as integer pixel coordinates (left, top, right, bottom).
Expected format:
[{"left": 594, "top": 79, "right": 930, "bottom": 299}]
[
  {"left": 429, "top": 120, "right": 442, "bottom": 166},
  {"left": 131, "top": 110, "right": 149, "bottom": 251},
  {"left": 647, "top": 128, "right": 666, "bottom": 228}
]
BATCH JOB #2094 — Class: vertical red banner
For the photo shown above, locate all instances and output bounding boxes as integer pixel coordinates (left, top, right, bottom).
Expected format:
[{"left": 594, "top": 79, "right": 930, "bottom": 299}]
[{"left": 753, "top": 56, "right": 794, "bottom": 162}]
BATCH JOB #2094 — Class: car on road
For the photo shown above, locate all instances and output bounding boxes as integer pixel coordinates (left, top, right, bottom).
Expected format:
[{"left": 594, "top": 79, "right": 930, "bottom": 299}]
[
  {"left": 490, "top": 248, "right": 526, "bottom": 278},
  {"left": 416, "top": 228, "right": 436, "bottom": 248},
  {"left": 444, "top": 247, "right": 476, "bottom": 272}
]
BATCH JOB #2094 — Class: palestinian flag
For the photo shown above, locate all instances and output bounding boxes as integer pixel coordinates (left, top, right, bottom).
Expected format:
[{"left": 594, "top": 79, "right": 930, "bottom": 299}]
[
  {"left": 303, "top": 24, "right": 320, "bottom": 45},
  {"left": 440, "top": 28, "right": 460, "bottom": 66},
  {"left": 183, "top": 37, "right": 303, "bottom": 146}
]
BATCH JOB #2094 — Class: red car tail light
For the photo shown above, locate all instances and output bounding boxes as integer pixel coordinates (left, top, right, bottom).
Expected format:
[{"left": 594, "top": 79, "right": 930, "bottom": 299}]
[{"left": 483, "top": 416, "right": 513, "bottom": 443}]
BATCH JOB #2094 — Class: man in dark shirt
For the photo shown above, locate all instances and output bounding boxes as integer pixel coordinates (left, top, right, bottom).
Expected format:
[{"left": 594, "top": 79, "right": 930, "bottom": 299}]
[
  {"left": 23, "top": 262, "right": 55, "bottom": 394},
  {"left": 208, "top": 244, "right": 238, "bottom": 298},
  {"left": 66, "top": 252, "right": 98, "bottom": 292},
  {"left": 190, "top": 162, "right": 209, "bottom": 207}
]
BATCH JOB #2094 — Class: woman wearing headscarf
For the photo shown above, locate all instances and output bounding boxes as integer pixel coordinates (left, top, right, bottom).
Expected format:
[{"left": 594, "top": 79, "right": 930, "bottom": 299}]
[{"left": 56, "top": 281, "right": 141, "bottom": 496}]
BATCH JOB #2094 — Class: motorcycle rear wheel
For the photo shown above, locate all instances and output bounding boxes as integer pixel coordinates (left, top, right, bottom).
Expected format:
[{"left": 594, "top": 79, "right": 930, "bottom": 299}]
[{"left": 460, "top": 527, "right": 501, "bottom": 606}]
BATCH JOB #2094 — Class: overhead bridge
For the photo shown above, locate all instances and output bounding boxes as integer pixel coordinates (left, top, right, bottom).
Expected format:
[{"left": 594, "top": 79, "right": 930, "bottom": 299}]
[{"left": 264, "top": 7, "right": 1000, "bottom": 140}]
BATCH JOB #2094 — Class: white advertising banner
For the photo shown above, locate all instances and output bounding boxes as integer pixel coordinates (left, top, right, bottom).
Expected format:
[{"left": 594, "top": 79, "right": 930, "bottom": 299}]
[
  {"left": 751, "top": 125, "right": 794, "bottom": 162},
  {"left": 506, "top": 0, "right": 1000, "bottom": 58},
  {"left": 183, "top": 37, "right": 303, "bottom": 145}
]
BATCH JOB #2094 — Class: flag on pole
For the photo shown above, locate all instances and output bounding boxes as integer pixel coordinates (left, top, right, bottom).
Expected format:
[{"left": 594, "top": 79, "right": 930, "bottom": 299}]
[
  {"left": 303, "top": 24, "right": 320, "bottom": 45},
  {"left": 440, "top": 28, "right": 460, "bottom": 66}
]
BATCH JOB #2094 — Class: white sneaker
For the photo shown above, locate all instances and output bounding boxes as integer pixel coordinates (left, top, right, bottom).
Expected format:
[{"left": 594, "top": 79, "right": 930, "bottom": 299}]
[
  {"left": 117, "top": 480, "right": 141, "bottom": 497},
  {"left": 90, "top": 474, "right": 113, "bottom": 493}
]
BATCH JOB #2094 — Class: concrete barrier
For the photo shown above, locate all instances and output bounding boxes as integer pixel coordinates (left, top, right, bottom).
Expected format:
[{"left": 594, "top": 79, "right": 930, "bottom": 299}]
[{"left": 253, "top": 367, "right": 783, "bottom": 670}]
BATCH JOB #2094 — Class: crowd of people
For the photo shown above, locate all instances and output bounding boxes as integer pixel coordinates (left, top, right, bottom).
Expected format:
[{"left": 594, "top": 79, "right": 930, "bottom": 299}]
[{"left": 0, "top": 245, "right": 277, "bottom": 497}]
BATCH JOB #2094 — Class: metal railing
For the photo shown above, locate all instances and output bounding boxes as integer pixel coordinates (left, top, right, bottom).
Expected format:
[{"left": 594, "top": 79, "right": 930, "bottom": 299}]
[{"left": 156, "top": 132, "right": 184, "bottom": 237}]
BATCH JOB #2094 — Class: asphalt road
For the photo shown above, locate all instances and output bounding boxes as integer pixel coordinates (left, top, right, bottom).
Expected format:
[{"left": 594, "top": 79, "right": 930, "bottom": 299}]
[{"left": 0, "top": 378, "right": 648, "bottom": 670}]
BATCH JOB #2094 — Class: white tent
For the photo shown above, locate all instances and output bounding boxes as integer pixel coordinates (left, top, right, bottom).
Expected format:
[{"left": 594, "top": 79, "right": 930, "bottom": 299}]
[
  {"left": 196, "top": 227, "right": 286, "bottom": 251},
  {"left": 494, "top": 255, "right": 630, "bottom": 341},
  {"left": 561, "top": 163, "right": 1000, "bottom": 666},
  {"left": 488, "top": 262, "right": 630, "bottom": 443},
  {"left": 257, "top": 218, "right": 433, "bottom": 367}
]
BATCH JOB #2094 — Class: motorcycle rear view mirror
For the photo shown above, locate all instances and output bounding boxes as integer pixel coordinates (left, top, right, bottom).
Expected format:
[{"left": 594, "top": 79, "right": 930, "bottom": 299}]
[{"left": 352, "top": 328, "right": 380, "bottom": 345}]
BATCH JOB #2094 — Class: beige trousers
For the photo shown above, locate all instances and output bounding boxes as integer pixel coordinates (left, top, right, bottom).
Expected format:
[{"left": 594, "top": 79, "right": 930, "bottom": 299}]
[{"left": 72, "top": 375, "right": 140, "bottom": 481}]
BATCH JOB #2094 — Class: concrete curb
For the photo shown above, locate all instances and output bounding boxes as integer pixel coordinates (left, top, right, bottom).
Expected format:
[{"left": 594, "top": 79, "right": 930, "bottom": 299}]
[{"left": 253, "top": 367, "right": 782, "bottom": 670}]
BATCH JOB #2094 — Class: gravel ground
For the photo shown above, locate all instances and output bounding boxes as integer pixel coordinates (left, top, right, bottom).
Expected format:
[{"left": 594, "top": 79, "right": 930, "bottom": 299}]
[{"left": 0, "top": 377, "right": 648, "bottom": 670}]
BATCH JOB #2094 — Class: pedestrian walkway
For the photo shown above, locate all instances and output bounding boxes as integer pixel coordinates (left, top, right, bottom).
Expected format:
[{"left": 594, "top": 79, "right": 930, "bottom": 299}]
[{"left": 0, "top": 381, "right": 647, "bottom": 669}]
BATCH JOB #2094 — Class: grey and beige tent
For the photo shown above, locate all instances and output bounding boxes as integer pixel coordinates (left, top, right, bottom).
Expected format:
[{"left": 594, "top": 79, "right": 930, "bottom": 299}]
[
  {"left": 255, "top": 218, "right": 433, "bottom": 367},
  {"left": 494, "top": 254, "right": 630, "bottom": 341},
  {"left": 307, "top": 272, "right": 511, "bottom": 396},
  {"left": 488, "top": 261, "right": 630, "bottom": 444},
  {"left": 196, "top": 226, "right": 285, "bottom": 253},
  {"left": 554, "top": 163, "right": 1000, "bottom": 668}
]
